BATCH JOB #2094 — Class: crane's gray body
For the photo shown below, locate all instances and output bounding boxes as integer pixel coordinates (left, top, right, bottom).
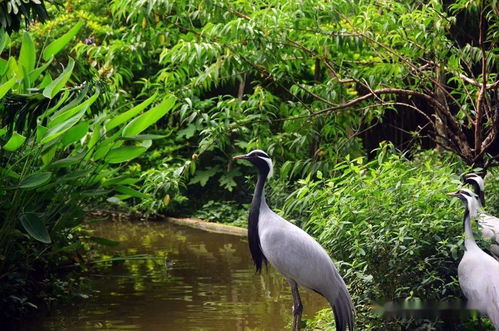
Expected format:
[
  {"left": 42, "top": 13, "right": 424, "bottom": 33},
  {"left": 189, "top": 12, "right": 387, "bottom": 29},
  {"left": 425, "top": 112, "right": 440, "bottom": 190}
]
[
  {"left": 453, "top": 189, "right": 499, "bottom": 329},
  {"left": 235, "top": 149, "right": 354, "bottom": 330},
  {"left": 258, "top": 198, "right": 354, "bottom": 328},
  {"left": 458, "top": 243, "right": 499, "bottom": 328},
  {"left": 478, "top": 214, "right": 499, "bottom": 258}
]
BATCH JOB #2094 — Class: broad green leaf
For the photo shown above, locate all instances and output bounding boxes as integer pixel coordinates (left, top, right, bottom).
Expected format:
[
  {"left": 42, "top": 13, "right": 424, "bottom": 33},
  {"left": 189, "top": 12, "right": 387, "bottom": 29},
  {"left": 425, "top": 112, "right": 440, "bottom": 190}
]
[
  {"left": 39, "top": 74, "right": 52, "bottom": 89},
  {"left": 19, "top": 172, "right": 52, "bottom": 188},
  {"left": 41, "top": 146, "right": 57, "bottom": 166},
  {"left": 87, "top": 122, "right": 101, "bottom": 149},
  {"left": 105, "top": 93, "right": 157, "bottom": 131},
  {"left": 0, "top": 59, "right": 8, "bottom": 76},
  {"left": 0, "top": 127, "right": 6, "bottom": 137},
  {"left": 51, "top": 152, "right": 85, "bottom": 167},
  {"left": 3, "top": 132, "right": 26, "bottom": 151},
  {"left": 189, "top": 167, "right": 219, "bottom": 187},
  {"left": 20, "top": 213, "right": 51, "bottom": 244},
  {"left": 57, "top": 170, "right": 91, "bottom": 182},
  {"left": 105, "top": 146, "right": 147, "bottom": 163},
  {"left": 36, "top": 125, "right": 48, "bottom": 142},
  {"left": 49, "top": 91, "right": 99, "bottom": 128},
  {"left": 0, "top": 30, "right": 9, "bottom": 55},
  {"left": 89, "top": 236, "right": 119, "bottom": 247},
  {"left": 122, "top": 96, "right": 175, "bottom": 137},
  {"left": 41, "top": 108, "right": 86, "bottom": 144},
  {"left": 114, "top": 185, "right": 149, "bottom": 199},
  {"left": 61, "top": 121, "right": 89, "bottom": 147},
  {"left": 102, "top": 176, "right": 140, "bottom": 186},
  {"left": 40, "top": 89, "right": 76, "bottom": 120},
  {"left": 6, "top": 57, "right": 20, "bottom": 80},
  {"left": 43, "top": 21, "right": 84, "bottom": 61},
  {"left": 80, "top": 189, "right": 111, "bottom": 196},
  {"left": 42, "top": 58, "right": 75, "bottom": 99},
  {"left": 28, "top": 57, "right": 53, "bottom": 84},
  {"left": 0, "top": 77, "right": 17, "bottom": 99},
  {"left": 19, "top": 32, "right": 36, "bottom": 73},
  {"left": 0, "top": 167, "right": 20, "bottom": 179},
  {"left": 121, "top": 134, "right": 166, "bottom": 141},
  {"left": 92, "top": 131, "right": 121, "bottom": 161}
]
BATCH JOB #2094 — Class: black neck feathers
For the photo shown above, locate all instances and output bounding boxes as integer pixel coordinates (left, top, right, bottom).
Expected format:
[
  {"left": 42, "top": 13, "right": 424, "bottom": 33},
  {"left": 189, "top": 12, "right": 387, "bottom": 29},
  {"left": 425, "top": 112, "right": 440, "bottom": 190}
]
[
  {"left": 468, "top": 181, "right": 485, "bottom": 207},
  {"left": 463, "top": 208, "right": 469, "bottom": 236},
  {"left": 248, "top": 169, "right": 268, "bottom": 272}
]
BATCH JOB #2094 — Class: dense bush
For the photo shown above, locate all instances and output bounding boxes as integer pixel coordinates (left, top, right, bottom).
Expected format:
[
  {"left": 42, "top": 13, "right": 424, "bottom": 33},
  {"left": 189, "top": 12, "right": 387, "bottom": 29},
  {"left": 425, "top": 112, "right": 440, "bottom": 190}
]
[
  {"left": 0, "top": 27, "right": 175, "bottom": 322},
  {"left": 279, "top": 146, "right": 499, "bottom": 329},
  {"left": 2, "top": 0, "right": 498, "bottom": 327}
]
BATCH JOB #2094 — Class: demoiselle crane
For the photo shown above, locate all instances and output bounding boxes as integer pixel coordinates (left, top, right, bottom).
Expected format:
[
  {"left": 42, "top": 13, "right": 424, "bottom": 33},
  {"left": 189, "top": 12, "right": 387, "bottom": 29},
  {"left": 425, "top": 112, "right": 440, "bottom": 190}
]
[
  {"left": 448, "top": 189, "right": 499, "bottom": 329},
  {"left": 464, "top": 173, "right": 499, "bottom": 258},
  {"left": 233, "top": 150, "right": 354, "bottom": 331}
]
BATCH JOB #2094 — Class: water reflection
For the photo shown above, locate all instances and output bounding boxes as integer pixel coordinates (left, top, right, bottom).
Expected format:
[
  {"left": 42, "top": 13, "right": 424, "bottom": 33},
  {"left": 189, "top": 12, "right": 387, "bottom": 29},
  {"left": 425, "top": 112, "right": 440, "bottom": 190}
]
[{"left": 32, "top": 220, "right": 328, "bottom": 330}]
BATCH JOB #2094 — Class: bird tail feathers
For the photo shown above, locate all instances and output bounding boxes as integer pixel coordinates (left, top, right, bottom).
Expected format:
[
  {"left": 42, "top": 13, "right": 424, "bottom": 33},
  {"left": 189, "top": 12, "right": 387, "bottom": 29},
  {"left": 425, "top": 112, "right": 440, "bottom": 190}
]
[{"left": 331, "top": 285, "right": 354, "bottom": 331}]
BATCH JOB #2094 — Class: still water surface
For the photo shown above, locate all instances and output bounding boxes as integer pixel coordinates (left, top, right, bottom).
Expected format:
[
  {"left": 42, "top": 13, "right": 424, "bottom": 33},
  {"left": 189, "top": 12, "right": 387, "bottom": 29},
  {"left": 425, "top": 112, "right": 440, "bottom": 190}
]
[{"left": 31, "top": 220, "right": 328, "bottom": 330}]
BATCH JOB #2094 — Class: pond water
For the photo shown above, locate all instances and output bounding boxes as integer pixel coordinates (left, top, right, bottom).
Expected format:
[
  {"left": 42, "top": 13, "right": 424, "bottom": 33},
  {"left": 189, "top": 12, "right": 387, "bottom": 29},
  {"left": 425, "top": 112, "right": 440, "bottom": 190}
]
[{"left": 28, "top": 220, "right": 328, "bottom": 330}]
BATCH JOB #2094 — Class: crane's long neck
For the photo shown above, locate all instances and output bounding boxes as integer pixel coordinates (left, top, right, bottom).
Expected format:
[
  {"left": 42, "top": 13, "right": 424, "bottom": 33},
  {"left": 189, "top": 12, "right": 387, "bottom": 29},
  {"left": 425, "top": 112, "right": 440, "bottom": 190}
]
[
  {"left": 463, "top": 208, "right": 479, "bottom": 251},
  {"left": 478, "top": 191, "right": 485, "bottom": 208},
  {"left": 248, "top": 171, "right": 268, "bottom": 272}
]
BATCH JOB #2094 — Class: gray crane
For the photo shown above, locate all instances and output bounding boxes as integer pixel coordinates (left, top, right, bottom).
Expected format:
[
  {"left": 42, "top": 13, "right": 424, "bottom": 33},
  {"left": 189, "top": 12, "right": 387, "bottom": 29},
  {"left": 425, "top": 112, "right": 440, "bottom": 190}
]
[
  {"left": 464, "top": 173, "right": 499, "bottom": 258},
  {"left": 448, "top": 189, "right": 499, "bottom": 329},
  {"left": 233, "top": 150, "right": 354, "bottom": 331}
]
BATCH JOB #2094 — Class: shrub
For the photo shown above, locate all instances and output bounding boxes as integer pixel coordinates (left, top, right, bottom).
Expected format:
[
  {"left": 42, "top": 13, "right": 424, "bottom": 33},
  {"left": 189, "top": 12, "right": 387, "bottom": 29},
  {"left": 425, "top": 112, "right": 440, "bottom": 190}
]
[
  {"left": 282, "top": 145, "right": 489, "bottom": 329},
  {"left": 0, "top": 28, "right": 175, "bottom": 322}
]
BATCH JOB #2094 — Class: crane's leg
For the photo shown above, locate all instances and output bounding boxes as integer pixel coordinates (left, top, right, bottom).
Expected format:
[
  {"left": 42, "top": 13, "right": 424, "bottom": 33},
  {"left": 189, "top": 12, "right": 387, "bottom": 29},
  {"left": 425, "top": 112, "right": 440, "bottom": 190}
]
[{"left": 288, "top": 279, "right": 303, "bottom": 331}]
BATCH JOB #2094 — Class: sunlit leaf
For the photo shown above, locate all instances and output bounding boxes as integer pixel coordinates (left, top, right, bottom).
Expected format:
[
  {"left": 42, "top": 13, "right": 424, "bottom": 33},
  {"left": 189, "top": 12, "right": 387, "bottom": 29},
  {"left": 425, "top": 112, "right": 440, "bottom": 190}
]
[
  {"left": 49, "top": 91, "right": 99, "bottom": 128},
  {"left": 0, "top": 77, "right": 17, "bottom": 99},
  {"left": 3, "top": 132, "right": 26, "bottom": 151},
  {"left": 43, "top": 21, "right": 84, "bottom": 61},
  {"left": 104, "top": 146, "right": 147, "bottom": 163},
  {"left": 41, "top": 108, "right": 86, "bottom": 144},
  {"left": 42, "top": 58, "right": 75, "bottom": 99},
  {"left": 122, "top": 96, "right": 175, "bottom": 137},
  {"left": 105, "top": 93, "right": 157, "bottom": 131},
  {"left": 0, "top": 30, "right": 9, "bottom": 55},
  {"left": 28, "top": 57, "right": 53, "bottom": 84},
  {"left": 61, "top": 122, "right": 89, "bottom": 147},
  {"left": 19, "top": 32, "right": 36, "bottom": 74}
]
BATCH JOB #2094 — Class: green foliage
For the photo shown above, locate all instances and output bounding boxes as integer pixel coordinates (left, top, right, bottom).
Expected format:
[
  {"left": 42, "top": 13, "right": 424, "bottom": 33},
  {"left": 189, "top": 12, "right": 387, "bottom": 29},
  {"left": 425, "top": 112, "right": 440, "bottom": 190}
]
[
  {"left": 0, "top": 27, "right": 175, "bottom": 322},
  {"left": 3, "top": 0, "right": 499, "bottom": 327},
  {"left": 194, "top": 200, "right": 249, "bottom": 227},
  {"left": 280, "top": 146, "right": 493, "bottom": 329}
]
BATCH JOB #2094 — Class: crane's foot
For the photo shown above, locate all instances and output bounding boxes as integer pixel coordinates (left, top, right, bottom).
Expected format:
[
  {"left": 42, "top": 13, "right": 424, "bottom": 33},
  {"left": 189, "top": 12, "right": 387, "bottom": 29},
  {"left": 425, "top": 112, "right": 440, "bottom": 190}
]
[
  {"left": 288, "top": 279, "right": 303, "bottom": 331},
  {"left": 292, "top": 303, "right": 303, "bottom": 331}
]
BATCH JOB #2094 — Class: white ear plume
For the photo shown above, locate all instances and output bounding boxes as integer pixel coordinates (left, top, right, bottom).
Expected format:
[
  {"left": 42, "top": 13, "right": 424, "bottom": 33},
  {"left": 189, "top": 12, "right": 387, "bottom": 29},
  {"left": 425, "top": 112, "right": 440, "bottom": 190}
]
[
  {"left": 262, "top": 157, "right": 273, "bottom": 179},
  {"left": 471, "top": 175, "right": 484, "bottom": 192},
  {"left": 461, "top": 189, "right": 480, "bottom": 218}
]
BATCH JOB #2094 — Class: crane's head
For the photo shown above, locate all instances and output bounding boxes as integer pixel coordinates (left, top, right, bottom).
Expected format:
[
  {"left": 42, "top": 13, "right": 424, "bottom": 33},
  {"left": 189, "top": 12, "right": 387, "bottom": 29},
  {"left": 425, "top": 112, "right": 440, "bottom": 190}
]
[
  {"left": 233, "top": 149, "right": 273, "bottom": 179},
  {"left": 447, "top": 188, "right": 480, "bottom": 218},
  {"left": 463, "top": 173, "right": 485, "bottom": 207}
]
